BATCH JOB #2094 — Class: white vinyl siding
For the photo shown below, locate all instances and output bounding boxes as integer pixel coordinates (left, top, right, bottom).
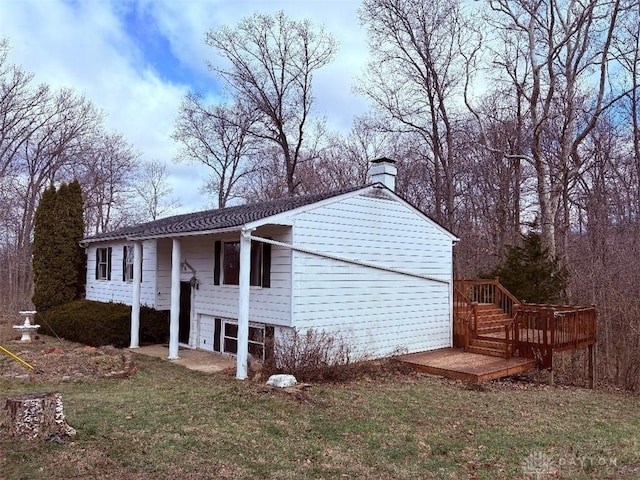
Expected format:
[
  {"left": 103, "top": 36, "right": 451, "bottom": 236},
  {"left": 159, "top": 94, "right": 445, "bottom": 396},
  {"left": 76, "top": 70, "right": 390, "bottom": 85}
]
[
  {"left": 292, "top": 255, "right": 450, "bottom": 356},
  {"left": 292, "top": 192, "right": 452, "bottom": 279},
  {"left": 85, "top": 240, "right": 158, "bottom": 307},
  {"left": 198, "top": 314, "right": 216, "bottom": 351},
  {"left": 155, "top": 239, "right": 172, "bottom": 310},
  {"left": 290, "top": 191, "right": 454, "bottom": 357},
  {"left": 82, "top": 187, "right": 455, "bottom": 359},
  {"left": 156, "top": 227, "right": 292, "bottom": 326}
]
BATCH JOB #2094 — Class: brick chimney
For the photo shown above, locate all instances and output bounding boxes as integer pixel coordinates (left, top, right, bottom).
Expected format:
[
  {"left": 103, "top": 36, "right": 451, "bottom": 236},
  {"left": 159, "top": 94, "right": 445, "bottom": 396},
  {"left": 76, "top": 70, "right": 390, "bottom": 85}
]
[{"left": 369, "top": 157, "right": 397, "bottom": 191}]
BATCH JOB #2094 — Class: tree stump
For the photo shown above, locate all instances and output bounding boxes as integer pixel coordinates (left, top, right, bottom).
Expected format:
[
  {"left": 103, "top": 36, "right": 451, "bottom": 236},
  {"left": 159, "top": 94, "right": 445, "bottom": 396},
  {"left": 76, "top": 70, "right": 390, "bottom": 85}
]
[{"left": 1, "top": 392, "right": 76, "bottom": 441}]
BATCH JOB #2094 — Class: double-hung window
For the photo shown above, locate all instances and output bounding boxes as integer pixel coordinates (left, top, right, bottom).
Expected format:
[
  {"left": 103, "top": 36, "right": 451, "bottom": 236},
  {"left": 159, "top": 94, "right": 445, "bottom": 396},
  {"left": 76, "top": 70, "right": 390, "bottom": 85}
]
[
  {"left": 95, "top": 247, "right": 112, "bottom": 280},
  {"left": 214, "top": 240, "right": 271, "bottom": 287},
  {"left": 223, "top": 241, "right": 241, "bottom": 285},
  {"left": 123, "top": 245, "right": 134, "bottom": 282}
]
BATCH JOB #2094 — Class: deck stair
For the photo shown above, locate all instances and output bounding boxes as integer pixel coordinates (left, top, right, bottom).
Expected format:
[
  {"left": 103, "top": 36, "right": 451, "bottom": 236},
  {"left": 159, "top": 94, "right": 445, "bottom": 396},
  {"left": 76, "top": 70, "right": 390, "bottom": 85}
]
[
  {"left": 468, "top": 336, "right": 509, "bottom": 357},
  {"left": 468, "top": 304, "right": 512, "bottom": 357},
  {"left": 474, "top": 304, "right": 511, "bottom": 334},
  {"left": 454, "top": 280, "right": 521, "bottom": 360}
]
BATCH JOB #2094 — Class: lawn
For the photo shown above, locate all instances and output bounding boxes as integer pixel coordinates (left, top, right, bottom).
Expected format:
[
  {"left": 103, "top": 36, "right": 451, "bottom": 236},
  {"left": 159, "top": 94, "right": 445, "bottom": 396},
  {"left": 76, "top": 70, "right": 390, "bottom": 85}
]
[{"left": 1, "top": 339, "right": 639, "bottom": 479}]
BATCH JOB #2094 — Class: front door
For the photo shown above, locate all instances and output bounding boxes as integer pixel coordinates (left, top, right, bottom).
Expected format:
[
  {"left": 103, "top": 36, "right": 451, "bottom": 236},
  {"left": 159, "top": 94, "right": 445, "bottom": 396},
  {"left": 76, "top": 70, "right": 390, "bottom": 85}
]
[{"left": 179, "top": 281, "right": 191, "bottom": 344}]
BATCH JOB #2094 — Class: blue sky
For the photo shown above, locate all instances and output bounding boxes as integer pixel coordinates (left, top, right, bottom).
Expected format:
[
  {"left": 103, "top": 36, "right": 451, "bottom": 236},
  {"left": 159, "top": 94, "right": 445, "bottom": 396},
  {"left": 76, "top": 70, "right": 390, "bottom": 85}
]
[{"left": 0, "top": 0, "right": 369, "bottom": 211}]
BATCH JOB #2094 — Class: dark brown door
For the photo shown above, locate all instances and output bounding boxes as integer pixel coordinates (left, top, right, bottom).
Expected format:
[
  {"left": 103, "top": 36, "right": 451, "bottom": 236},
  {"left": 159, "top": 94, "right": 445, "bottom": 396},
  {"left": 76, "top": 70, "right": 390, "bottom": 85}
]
[{"left": 179, "top": 281, "right": 191, "bottom": 344}]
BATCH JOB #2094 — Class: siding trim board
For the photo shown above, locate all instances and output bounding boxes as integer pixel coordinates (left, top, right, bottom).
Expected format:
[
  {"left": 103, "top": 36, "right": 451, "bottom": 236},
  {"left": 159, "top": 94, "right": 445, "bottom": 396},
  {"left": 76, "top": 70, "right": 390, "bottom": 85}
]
[{"left": 247, "top": 234, "right": 449, "bottom": 285}]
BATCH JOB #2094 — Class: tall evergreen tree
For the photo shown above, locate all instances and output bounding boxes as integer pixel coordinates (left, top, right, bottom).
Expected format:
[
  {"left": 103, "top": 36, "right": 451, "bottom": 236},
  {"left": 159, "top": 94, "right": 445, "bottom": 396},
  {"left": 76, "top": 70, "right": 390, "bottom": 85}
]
[
  {"left": 57, "top": 180, "right": 86, "bottom": 301},
  {"left": 32, "top": 185, "right": 57, "bottom": 311},
  {"left": 493, "top": 230, "right": 568, "bottom": 304},
  {"left": 32, "top": 181, "right": 86, "bottom": 311}
]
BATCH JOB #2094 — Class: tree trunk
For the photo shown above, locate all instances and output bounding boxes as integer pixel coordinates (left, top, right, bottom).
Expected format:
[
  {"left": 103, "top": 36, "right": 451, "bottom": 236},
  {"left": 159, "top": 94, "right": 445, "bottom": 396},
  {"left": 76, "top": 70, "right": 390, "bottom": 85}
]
[{"left": 2, "top": 392, "right": 76, "bottom": 441}]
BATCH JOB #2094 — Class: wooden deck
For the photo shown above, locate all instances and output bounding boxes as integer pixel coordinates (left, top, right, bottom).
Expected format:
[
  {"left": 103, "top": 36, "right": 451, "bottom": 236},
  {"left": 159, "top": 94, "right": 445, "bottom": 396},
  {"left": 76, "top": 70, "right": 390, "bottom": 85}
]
[
  {"left": 395, "top": 348, "right": 537, "bottom": 383},
  {"left": 453, "top": 280, "right": 598, "bottom": 373},
  {"left": 425, "top": 280, "right": 598, "bottom": 384}
]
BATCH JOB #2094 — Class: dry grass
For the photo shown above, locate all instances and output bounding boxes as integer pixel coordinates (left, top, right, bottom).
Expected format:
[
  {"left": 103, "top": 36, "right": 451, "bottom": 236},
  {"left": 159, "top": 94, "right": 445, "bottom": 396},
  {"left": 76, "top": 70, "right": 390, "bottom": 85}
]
[{"left": 1, "top": 316, "right": 639, "bottom": 479}]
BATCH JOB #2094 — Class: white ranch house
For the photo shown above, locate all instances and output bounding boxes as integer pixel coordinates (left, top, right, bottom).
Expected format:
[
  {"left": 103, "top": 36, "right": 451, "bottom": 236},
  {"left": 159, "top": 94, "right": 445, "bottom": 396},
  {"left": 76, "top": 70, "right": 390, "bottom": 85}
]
[{"left": 80, "top": 158, "right": 458, "bottom": 379}]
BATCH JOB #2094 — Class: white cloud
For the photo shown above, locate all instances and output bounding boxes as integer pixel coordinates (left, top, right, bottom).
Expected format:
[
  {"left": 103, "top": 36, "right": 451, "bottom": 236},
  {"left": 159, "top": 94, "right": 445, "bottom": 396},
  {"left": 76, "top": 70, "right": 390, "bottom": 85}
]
[{"left": 0, "top": 0, "right": 370, "bottom": 212}]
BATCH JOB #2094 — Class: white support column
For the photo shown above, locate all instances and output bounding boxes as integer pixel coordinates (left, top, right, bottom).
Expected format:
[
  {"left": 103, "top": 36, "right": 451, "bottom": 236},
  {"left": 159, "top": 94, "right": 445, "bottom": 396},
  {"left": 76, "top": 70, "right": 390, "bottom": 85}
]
[
  {"left": 130, "top": 242, "right": 142, "bottom": 348},
  {"left": 168, "top": 238, "right": 181, "bottom": 359},
  {"left": 236, "top": 228, "right": 253, "bottom": 380}
]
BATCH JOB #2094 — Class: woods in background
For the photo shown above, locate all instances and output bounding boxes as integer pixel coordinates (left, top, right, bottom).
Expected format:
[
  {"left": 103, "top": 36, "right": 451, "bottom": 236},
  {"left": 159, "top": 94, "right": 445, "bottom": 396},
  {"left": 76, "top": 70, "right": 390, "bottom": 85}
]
[{"left": 1, "top": 1, "right": 640, "bottom": 388}]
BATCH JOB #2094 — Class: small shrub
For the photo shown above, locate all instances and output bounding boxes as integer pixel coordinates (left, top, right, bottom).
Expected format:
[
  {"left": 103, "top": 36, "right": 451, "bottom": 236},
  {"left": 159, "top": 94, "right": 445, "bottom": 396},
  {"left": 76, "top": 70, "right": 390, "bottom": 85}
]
[
  {"left": 263, "top": 328, "right": 369, "bottom": 383},
  {"left": 38, "top": 300, "right": 169, "bottom": 348}
]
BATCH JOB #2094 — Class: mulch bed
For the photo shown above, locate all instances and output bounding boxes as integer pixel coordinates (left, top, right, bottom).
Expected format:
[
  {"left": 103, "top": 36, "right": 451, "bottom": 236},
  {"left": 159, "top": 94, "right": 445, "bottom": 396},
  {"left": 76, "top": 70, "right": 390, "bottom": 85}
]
[{"left": 0, "top": 316, "right": 135, "bottom": 383}]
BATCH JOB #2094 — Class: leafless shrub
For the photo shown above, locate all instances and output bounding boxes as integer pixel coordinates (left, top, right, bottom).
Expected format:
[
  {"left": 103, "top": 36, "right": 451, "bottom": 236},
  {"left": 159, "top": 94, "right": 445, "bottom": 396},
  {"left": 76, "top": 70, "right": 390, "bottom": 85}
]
[{"left": 263, "top": 328, "right": 372, "bottom": 383}]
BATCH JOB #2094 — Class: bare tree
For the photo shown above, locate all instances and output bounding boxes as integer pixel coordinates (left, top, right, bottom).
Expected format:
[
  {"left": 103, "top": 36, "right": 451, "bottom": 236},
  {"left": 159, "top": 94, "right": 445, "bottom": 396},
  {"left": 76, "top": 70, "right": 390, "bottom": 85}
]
[
  {"left": 314, "top": 115, "right": 393, "bottom": 190},
  {"left": 0, "top": 42, "right": 104, "bottom": 310},
  {"left": 236, "top": 145, "right": 289, "bottom": 203},
  {"left": 358, "top": 0, "right": 475, "bottom": 228},
  {"left": 467, "top": 0, "right": 628, "bottom": 259},
  {"left": 133, "top": 159, "right": 181, "bottom": 221},
  {"left": 76, "top": 132, "right": 140, "bottom": 234},
  {"left": 173, "top": 95, "right": 256, "bottom": 207},
  {"left": 0, "top": 40, "right": 51, "bottom": 180},
  {"left": 613, "top": 1, "right": 640, "bottom": 217},
  {"left": 205, "top": 11, "right": 337, "bottom": 197}
]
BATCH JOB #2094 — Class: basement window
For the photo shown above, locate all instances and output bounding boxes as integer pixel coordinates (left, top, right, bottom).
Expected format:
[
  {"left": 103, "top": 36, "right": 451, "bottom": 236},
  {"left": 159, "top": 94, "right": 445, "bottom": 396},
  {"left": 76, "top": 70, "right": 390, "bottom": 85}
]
[{"left": 222, "top": 321, "right": 265, "bottom": 360}]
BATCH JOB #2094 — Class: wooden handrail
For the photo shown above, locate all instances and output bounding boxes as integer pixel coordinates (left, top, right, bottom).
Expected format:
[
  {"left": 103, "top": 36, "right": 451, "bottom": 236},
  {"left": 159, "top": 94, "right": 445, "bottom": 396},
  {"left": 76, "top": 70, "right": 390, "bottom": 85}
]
[
  {"left": 453, "top": 286, "right": 476, "bottom": 350},
  {"left": 454, "top": 280, "right": 520, "bottom": 358},
  {"left": 453, "top": 280, "right": 597, "bottom": 368},
  {"left": 515, "top": 303, "right": 597, "bottom": 368},
  {"left": 454, "top": 279, "right": 520, "bottom": 317}
]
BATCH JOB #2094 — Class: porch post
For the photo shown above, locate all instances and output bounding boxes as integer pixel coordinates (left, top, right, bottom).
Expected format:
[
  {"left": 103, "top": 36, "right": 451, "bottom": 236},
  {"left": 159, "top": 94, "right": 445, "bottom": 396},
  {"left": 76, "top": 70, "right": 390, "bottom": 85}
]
[
  {"left": 236, "top": 228, "right": 253, "bottom": 380},
  {"left": 130, "top": 242, "right": 142, "bottom": 348},
  {"left": 168, "top": 238, "right": 181, "bottom": 359}
]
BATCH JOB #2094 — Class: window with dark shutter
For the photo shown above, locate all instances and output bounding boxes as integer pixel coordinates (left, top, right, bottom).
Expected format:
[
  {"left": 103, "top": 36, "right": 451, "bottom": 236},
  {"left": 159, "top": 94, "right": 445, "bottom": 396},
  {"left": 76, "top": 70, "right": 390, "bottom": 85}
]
[
  {"left": 214, "top": 241, "right": 221, "bottom": 285},
  {"left": 222, "top": 321, "right": 266, "bottom": 359},
  {"left": 262, "top": 242, "right": 271, "bottom": 288},
  {"left": 215, "top": 239, "right": 272, "bottom": 287},
  {"left": 107, "top": 247, "right": 112, "bottom": 280},
  {"left": 223, "top": 241, "right": 241, "bottom": 285},
  {"left": 123, "top": 245, "right": 134, "bottom": 282},
  {"left": 96, "top": 247, "right": 112, "bottom": 281}
]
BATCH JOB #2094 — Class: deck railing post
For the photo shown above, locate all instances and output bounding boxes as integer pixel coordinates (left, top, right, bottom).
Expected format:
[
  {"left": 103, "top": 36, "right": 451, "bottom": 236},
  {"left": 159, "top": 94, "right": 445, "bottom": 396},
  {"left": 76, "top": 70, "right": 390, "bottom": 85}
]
[
  {"left": 513, "top": 305, "right": 520, "bottom": 356},
  {"left": 464, "top": 318, "right": 470, "bottom": 351},
  {"left": 588, "top": 344, "right": 596, "bottom": 389},
  {"left": 504, "top": 323, "right": 510, "bottom": 358},
  {"left": 472, "top": 303, "right": 478, "bottom": 336}
]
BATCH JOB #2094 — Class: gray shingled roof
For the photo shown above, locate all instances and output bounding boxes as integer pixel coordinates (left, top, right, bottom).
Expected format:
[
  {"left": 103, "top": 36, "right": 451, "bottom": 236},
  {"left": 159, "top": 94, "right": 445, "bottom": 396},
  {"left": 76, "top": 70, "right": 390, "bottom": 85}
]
[{"left": 82, "top": 185, "right": 366, "bottom": 243}]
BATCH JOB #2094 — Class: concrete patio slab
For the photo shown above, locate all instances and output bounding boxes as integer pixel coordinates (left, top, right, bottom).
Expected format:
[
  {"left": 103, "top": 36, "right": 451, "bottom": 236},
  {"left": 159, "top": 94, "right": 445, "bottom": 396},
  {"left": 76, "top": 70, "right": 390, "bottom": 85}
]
[{"left": 131, "top": 345, "right": 236, "bottom": 374}]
